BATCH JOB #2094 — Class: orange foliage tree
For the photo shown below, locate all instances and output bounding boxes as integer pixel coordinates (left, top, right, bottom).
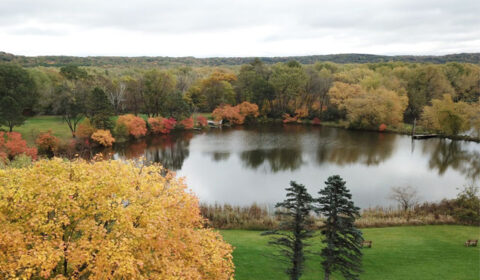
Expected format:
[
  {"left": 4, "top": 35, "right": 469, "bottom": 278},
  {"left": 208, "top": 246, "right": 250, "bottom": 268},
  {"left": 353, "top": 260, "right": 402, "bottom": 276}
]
[
  {"left": 35, "top": 131, "right": 60, "bottom": 156},
  {"left": 148, "top": 117, "right": 177, "bottom": 134},
  {"left": 212, "top": 102, "right": 259, "bottom": 125},
  {"left": 180, "top": 117, "right": 195, "bottom": 130},
  {"left": 0, "top": 159, "right": 234, "bottom": 279},
  {"left": 116, "top": 114, "right": 147, "bottom": 138},
  {"left": 91, "top": 129, "right": 115, "bottom": 147},
  {"left": 0, "top": 132, "right": 37, "bottom": 161},
  {"left": 76, "top": 118, "right": 96, "bottom": 139}
]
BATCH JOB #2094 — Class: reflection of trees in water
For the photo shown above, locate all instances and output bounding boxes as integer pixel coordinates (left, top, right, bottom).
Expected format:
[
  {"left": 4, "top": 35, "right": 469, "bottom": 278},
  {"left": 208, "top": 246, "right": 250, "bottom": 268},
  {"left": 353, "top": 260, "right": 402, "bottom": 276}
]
[
  {"left": 211, "top": 152, "right": 231, "bottom": 162},
  {"left": 115, "top": 132, "right": 193, "bottom": 171},
  {"left": 422, "top": 139, "right": 480, "bottom": 181},
  {"left": 316, "top": 129, "right": 396, "bottom": 166},
  {"left": 240, "top": 148, "right": 304, "bottom": 172}
]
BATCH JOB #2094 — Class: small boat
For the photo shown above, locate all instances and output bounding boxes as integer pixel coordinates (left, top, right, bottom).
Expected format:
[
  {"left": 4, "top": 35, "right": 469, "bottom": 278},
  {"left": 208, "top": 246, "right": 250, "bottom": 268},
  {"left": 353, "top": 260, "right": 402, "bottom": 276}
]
[{"left": 207, "top": 119, "right": 223, "bottom": 127}]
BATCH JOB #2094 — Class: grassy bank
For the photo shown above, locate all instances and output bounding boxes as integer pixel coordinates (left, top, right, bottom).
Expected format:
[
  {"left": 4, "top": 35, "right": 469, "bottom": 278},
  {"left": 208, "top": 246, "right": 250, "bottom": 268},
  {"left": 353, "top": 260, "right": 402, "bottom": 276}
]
[
  {"left": 1, "top": 115, "right": 73, "bottom": 144},
  {"left": 220, "top": 225, "right": 480, "bottom": 280}
]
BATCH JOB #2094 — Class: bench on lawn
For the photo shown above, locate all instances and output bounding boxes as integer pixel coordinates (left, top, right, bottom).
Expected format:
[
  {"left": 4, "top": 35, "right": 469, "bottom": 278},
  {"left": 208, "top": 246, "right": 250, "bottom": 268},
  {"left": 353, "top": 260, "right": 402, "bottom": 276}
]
[
  {"left": 362, "top": 240, "right": 372, "bottom": 248},
  {"left": 464, "top": 240, "right": 478, "bottom": 247}
]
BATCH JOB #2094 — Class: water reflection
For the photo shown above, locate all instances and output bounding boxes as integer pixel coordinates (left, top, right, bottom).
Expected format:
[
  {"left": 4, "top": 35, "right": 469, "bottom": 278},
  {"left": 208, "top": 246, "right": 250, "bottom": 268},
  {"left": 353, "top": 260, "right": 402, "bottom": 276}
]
[
  {"left": 422, "top": 139, "right": 480, "bottom": 181},
  {"left": 112, "top": 125, "right": 480, "bottom": 206},
  {"left": 315, "top": 129, "right": 396, "bottom": 166},
  {"left": 241, "top": 148, "right": 304, "bottom": 172},
  {"left": 115, "top": 132, "right": 193, "bottom": 170}
]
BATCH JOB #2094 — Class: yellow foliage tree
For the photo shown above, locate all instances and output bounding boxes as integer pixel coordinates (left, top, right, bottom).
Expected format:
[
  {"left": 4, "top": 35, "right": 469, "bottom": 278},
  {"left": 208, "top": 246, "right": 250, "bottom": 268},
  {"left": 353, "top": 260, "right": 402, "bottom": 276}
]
[
  {"left": 328, "top": 82, "right": 408, "bottom": 129},
  {"left": 0, "top": 159, "right": 234, "bottom": 279},
  {"left": 421, "top": 94, "right": 472, "bottom": 135},
  {"left": 91, "top": 129, "right": 115, "bottom": 147}
]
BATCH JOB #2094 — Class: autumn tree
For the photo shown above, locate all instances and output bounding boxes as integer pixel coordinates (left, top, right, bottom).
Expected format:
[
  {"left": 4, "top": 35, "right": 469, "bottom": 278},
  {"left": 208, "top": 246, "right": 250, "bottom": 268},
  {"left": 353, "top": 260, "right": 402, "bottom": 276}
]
[
  {"left": 263, "top": 181, "right": 314, "bottom": 280},
  {"left": 198, "top": 71, "right": 237, "bottom": 111},
  {"left": 0, "top": 159, "right": 234, "bottom": 279},
  {"left": 0, "top": 64, "right": 37, "bottom": 131},
  {"left": 116, "top": 114, "right": 147, "bottom": 138},
  {"left": 316, "top": 175, "right": 363, "bottom": 280},
  {"left": 328, "top": 82, "right": 408, "bottom": 129},
  {"left": 421, "top": 94, "right": 471, "bottom": 135},
  {"left": 404, "top": 65, "right": 454, "bottom": 122}
]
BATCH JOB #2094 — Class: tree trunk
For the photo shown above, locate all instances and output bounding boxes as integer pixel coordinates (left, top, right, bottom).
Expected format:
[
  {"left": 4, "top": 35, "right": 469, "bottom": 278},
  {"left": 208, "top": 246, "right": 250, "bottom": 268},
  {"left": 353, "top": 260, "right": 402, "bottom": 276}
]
[{"left": 324, "top": 270, "right": 330, "bottom": 280}]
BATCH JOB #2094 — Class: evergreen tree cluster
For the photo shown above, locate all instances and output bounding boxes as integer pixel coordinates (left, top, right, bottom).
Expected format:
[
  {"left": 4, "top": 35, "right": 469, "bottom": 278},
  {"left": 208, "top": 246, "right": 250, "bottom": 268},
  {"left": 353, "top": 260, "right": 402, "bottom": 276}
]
[{"left": 264, "top": 175, "right": 363, "bottom": 280}]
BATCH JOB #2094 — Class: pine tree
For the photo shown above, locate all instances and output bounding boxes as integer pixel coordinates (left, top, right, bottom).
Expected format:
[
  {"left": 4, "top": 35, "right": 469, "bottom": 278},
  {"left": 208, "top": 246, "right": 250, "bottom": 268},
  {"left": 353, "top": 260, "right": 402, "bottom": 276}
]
[
  {"left": 263, "top": 181, "right": 314, "bottom": 280},
  {"left": 316, "top": 175, "right": 363, "bottom": 280}
]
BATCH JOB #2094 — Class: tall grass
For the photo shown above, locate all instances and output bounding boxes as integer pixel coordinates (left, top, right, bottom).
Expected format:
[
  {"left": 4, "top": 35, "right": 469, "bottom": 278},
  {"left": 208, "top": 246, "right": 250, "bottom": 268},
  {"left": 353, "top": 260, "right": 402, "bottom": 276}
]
[{"left": 200, "top": 203, "right": 460, "bottom": 230}]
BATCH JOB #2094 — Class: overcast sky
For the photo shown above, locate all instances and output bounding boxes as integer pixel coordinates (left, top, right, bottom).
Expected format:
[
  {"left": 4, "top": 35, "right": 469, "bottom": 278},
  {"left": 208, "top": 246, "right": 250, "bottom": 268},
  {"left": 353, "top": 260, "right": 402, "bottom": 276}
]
[{"left": 1, "top": 0, "right": 479, "bottom": 57}]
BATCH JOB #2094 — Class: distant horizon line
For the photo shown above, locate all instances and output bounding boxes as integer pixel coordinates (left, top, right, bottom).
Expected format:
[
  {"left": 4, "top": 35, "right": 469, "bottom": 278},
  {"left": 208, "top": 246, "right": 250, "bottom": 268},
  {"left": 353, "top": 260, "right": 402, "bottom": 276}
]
[{"left": 2, "top": 51, "right": 479, "bottom": 59}]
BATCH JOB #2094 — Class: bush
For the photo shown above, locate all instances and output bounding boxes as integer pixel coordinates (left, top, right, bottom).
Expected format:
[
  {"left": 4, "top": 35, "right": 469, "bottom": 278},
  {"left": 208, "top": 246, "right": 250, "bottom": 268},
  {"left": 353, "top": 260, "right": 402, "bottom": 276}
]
[
  {"left": 379, "top": 123, "right": 387, "bottom": 131},
  {"left": 148, "top": 117, "right": 177, "bottom": 134},
  {"left": 196, "top": 115, "right": 208, "bottom": 127},
  {"left": 0, "top": 159, "right": 234, "bottom": 279},
  {"left": 180, "top": 117, "right": 194, "bottom": 130},
  {"left": 212, "top": 102, "right": 260, "bottom": 125},
  {"left": 91, "top": 129, "right": 115, "bottom": 147},
  {"left": 76, "top": 118, "right": 95, "bottom": 138},
  {"left": 0, "top": 132, "right": 37, "bottom": 161},
  {"left": 35, "top": 130, "right": 60, "bottom": 156},
  {"left": 116, "top": 114, "right": 147, "bottom": 138},
  {"left": 453, "top": 185, "right": 480, "bottom": 225},
  {"left": 312, "top": 117, "right": 321, "bottom": 125}
]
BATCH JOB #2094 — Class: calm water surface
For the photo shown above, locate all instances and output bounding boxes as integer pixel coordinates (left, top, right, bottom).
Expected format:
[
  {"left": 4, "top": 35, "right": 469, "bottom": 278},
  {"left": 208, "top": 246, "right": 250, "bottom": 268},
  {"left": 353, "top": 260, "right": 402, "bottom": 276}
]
[{"left": 113, "top": 125, "right": 480, "bottom": 208}]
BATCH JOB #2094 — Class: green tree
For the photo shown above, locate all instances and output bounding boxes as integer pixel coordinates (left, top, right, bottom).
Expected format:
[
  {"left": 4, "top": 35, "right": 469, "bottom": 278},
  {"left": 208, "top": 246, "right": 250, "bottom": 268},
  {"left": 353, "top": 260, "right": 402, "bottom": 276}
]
[
  {"left": 316, "top": 175, "right": 363, "bottom": 280},
  {"left": 87, "top": 87, "right": 114, "bottom": 129},
  {"left": 263, "top": 181, "right": 314, "bottom": 280},
  {"left": 0, "top": 64, "right": 37, "bottom": 131},
  {"left": 236, "top": 59, "right": 275, "bottom": 108},
  {"left": 421, "top": 94, "right": 471, "bottom": 135},
  {"left": 54, "top": 65, "right": 91, "bottom": 137},
  {"left": 269, "top": 62, "right": 307, "bottom": 117},
  {"left": 142, "top": 69, "right": 176, "bottom": 117},
  {"left": 199, "top": 71, "right": 237, "bottom": 111}
]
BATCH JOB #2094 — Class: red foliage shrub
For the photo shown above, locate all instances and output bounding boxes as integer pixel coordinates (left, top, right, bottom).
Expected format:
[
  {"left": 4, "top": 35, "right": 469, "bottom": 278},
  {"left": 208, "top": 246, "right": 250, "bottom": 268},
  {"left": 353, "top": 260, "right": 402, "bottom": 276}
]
[
  {"left": 0, "top": 132, "right": 37, "bottom": 161},
  {"left": 312, "top": 117, "right": 321, "bottom": 125},
  {"left": 148, "top": 117, "right": 177, "bottom": 134},
  {"left": 35, "top": 131, "right": 60, "bottom": 155},
  {"left": 196, "top": 115, "right": 208, "bottom": 127},
  {"left": 379, "top": 123, "right": 387, "bottom": 132},
  {"left": 117, "top": 114, "right": 147, "bottom": 138},
  {"left": 180, "top": 117, "right": 194, "bottom": 130}
]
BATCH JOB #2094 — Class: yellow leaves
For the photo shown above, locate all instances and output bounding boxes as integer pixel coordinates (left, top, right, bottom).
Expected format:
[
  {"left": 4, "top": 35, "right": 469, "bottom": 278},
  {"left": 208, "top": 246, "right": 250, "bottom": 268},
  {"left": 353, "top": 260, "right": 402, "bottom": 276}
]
[{"left": 0, "top": 159, "right": 234, "bottom": 279}]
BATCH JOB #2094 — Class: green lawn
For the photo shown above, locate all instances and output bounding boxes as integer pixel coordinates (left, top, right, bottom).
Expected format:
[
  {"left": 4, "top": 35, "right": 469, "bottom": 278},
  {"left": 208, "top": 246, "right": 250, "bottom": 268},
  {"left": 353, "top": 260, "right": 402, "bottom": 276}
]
[
  {"left": 1, "top": 115, "right": 74, "bottom": 144},
  {"left": 221, "top": 225, "right": 480, "bottom": 280}
]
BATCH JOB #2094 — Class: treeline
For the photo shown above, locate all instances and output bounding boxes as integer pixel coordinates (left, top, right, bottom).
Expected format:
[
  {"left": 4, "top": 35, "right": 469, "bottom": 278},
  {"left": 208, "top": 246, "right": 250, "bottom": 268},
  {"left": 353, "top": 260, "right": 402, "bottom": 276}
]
[
  {"left": 1, "top": 59, "right": 479, "bottom": 139},
  {"left": 1, "top": 51, "right": 480, "bottom": 67}
]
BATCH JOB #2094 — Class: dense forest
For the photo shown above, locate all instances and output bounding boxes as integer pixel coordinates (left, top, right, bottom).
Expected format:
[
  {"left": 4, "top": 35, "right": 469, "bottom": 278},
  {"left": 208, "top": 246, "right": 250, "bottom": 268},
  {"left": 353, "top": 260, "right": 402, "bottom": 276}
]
[
  {"left": 1, "top": 51, "right": 480, "bottom": 68},
  {"left": 1, "top": 58, "right": 479, "bottom": 151}
]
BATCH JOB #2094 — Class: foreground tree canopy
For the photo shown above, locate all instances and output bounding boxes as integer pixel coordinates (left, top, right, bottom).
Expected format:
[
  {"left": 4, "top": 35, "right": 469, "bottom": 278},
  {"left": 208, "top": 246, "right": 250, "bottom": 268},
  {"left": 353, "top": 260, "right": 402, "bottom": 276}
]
[{"left": 0, "top": 159, "right": 234, "bottom": 279}]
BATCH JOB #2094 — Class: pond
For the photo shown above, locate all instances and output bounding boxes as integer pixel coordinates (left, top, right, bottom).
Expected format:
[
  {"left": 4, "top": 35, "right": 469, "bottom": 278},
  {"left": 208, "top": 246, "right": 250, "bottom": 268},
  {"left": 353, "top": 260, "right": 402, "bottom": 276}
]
[{"left": 112, "top": 125, "right": 480, "bottom": 208}]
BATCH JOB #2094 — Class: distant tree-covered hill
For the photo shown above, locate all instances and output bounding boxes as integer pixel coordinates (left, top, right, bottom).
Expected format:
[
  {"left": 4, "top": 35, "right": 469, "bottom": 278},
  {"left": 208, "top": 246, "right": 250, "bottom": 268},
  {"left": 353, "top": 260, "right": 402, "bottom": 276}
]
[{"left": 1, "top": 51, "right": 479, "bottom": 67}]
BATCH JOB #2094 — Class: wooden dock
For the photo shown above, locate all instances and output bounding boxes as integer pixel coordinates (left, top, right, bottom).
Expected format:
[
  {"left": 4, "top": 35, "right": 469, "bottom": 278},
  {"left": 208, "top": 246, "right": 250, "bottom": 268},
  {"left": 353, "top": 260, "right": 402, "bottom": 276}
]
[{"left": 412, "top": 134, "right": 439, "bottom": 140}]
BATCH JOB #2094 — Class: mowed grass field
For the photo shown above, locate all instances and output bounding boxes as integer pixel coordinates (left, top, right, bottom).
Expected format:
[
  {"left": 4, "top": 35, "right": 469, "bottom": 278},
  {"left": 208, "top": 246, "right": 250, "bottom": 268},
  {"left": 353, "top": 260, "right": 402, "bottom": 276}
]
[
  {"left": 1, "top": 114, "right": 215, "bottom": 145},
  {"left": 1, "top": 115, "right": 73, "bottom": 144},
  {"left": 221, "top": 225, "right": 480, "bottom": 280}
]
